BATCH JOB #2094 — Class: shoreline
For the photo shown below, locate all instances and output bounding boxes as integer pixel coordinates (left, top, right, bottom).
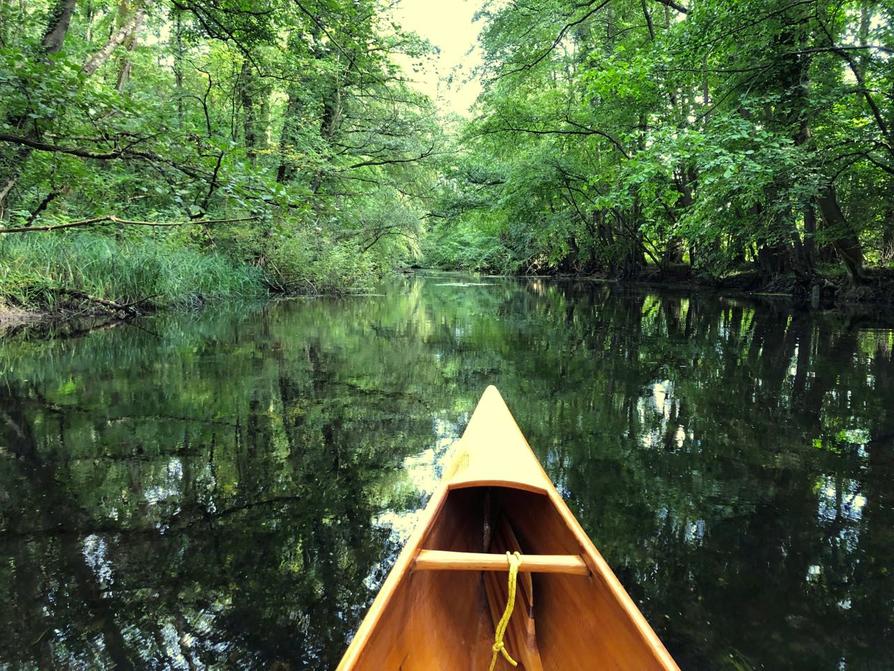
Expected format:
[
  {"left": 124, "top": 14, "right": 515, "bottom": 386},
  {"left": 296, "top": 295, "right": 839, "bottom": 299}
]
[
  {"left": 430, "top": 267, "right": 894, "bottom": 309},
  {"left": 0, "top": 302, "right": 44, "bottom": 336},
  {"left": 4, "top": 268, "right": 894, "bottom": 339}
]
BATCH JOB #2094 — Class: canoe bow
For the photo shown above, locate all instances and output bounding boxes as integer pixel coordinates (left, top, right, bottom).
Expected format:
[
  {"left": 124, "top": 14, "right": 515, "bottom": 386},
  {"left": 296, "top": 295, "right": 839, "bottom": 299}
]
[{"left": 337, "top": 386, "right": 680, "bottom": 670}]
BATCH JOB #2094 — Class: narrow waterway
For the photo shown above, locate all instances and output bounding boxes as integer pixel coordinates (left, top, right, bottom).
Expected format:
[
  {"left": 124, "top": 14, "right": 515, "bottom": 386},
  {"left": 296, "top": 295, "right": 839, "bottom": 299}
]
[{"left": 0, "top": 275, "right": 892, "bottom": 669}]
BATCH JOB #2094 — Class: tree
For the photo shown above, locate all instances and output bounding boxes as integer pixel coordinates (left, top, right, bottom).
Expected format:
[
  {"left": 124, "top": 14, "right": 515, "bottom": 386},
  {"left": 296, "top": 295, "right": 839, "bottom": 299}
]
[
  {"left": 0, "top": 0, "right": 440, "bottom": 303},
  {"left": 432, "top": 0, "right": 894, "bottom": 295}
]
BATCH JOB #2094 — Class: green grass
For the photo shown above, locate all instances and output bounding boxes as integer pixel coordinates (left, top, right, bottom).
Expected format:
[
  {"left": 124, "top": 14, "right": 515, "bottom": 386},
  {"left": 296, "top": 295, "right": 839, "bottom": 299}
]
[{"left": 0, "top": 232, "right": 265, "bottom": 310}]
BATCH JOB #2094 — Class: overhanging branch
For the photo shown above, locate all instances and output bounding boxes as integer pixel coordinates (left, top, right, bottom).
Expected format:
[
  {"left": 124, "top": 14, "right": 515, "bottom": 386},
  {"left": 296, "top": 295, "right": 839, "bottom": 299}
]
[
  {"left": 475, "top": 124, "right": 630, "bottom": 159},
  {"left": 347, "top": 144, "right": 436, "bottom": 169},
  {"left": 0, "top": 215, "right": 257, "bottom": 234},
  {"left": 0, "top": 132, "right": 210, "bottom": 181}
]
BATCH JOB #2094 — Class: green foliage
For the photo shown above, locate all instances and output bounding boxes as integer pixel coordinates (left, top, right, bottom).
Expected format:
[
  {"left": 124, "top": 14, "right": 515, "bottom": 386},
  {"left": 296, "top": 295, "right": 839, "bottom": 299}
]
[
  {"left": 5, "top": 0, "right": 894, "bottom": 302},
  {"left": 264, "top": 230, "right": 381, "bottom": 294},
  {"left": 431, "top": 0, "right": 894, "bottom": 286},
  {"left": 0, "top": 0, "right": 440, "bottom": 306},
  {"left": 423, "top": 217, "right": 513, "bottom": 272}
]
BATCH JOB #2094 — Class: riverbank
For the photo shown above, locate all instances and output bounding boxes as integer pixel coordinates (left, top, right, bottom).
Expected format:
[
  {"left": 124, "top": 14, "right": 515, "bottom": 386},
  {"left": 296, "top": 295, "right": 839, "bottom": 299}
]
[
  {"left": 0, "top": 300, "right": 42, "bottom": 336},
  {"left": 0, "top": 232, "right": 265, "bottom": 318},
  {"left": 429, "top": 265, "right": 894, "bottom": 310},
  {"left": 6, "top": 261, "right": 894, "bottom": 341},
  {"left": 0, "top": 231, "right": 389, "bottom": 332},
  {"left": 617, "top": 265, "right": 894, "bottom": 308}
]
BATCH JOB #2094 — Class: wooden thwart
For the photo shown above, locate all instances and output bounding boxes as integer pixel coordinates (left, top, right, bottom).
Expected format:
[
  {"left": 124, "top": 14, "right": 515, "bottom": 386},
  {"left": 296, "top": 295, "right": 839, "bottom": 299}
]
[{"left": 414, "top": 550, "right": 589, "bottom": 575}]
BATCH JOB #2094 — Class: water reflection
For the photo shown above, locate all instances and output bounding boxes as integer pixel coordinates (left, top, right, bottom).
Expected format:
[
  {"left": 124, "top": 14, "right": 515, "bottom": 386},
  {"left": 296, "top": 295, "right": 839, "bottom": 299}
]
[{"left": 0, "top": 277, "right": 892, "bottom": 669}]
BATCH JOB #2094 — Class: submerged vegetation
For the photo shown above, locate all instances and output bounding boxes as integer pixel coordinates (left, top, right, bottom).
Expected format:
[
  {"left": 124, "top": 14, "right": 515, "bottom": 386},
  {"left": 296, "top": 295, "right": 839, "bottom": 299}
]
[{"left": 2, "top": 0, "right": 894, "bottom": 313}]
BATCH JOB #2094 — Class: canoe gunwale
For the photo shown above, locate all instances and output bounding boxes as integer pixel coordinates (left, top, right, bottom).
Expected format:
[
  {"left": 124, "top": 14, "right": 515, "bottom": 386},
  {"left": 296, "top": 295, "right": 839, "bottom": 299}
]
[
  {"left": 413, "top": 549, "right": 590, "bottom": 575},
  {"left": 336, "top": 482, "right": 452, "bottom": 671}
]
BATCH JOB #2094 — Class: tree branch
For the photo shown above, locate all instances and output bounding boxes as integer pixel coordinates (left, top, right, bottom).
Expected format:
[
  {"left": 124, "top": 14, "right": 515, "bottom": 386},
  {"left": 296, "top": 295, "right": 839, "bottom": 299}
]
[
  {"left": 347, "top": 145, "right": 436, "bottom": 169},
  {"left": 25, "top": 187, "right": 64, "bottom": 226},
  {"left": 0, "top": 132, "right": 211, "bottom": 180},
  {"left": 497, "top": 0, "right": 611, "bottom": 79},
  {"left": 476, "top": 123, "right": 630, "bottom": 159},
  {"left": 52, "top": 288, "right": 157, "bottom": 315},
  {"left": 650, "top": 0, "right": 687, "bottom": 14},
  {"left": 0, "top": 215, "right": 257, "bottom": 234}
]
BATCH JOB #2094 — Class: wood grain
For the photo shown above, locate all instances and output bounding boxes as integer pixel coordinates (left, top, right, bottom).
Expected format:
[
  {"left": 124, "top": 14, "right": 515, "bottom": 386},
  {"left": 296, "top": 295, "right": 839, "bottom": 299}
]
[{"left": 414, "top": 550, "right": 589, "bottom": 575}]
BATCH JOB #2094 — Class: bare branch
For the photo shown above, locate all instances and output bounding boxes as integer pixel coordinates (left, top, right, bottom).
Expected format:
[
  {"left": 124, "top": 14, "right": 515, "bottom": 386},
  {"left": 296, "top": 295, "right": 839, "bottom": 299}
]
[{"left": 0, "top": 215, "right": 258, "bottom": 234}]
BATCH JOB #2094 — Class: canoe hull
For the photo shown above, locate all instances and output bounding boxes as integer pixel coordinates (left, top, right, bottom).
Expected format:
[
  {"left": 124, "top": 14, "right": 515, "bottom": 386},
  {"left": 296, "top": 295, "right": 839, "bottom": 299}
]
[{"left": 337, "top": 387, "right": 679, "bottom": 670}]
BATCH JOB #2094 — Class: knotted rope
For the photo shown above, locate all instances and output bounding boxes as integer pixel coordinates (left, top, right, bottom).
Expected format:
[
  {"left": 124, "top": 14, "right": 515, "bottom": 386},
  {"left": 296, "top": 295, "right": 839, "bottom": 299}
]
[{"left": 488, "top": 551, "right": 522, "bottom": 671}]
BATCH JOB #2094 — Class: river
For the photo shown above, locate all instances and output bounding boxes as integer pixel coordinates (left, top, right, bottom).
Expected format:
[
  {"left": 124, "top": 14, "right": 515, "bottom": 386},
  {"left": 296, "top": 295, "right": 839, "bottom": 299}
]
[{"left": 0, "top": 274, "right": 892, "bottom": 669}]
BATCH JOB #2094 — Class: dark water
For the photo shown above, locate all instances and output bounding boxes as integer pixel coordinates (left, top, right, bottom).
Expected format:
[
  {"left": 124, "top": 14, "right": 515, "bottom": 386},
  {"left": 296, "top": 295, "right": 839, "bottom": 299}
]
[{"left": 0, "top": 275, "right": 892, "bottom": 670}]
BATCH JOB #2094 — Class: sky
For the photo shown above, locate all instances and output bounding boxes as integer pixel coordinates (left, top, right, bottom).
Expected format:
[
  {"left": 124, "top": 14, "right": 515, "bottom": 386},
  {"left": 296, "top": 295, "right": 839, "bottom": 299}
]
[{"left": 392, "top": 0, "right": 485, "bottom": 116}]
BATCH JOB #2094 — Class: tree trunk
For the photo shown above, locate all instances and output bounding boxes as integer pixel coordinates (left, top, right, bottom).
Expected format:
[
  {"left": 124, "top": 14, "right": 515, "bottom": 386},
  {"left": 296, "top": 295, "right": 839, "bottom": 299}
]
[
  {"left": 239, "top": 59, "right": 257, "bottom": 163},
  {"left": 803, "top": 203, "right": 816, "bottom": 265},
  {"left": 882, "top": 182, "right": 894, "bottom": 264},
  {"left": 41, "top": 0, "right": 77, "bottom": 54},
  {"left": 816, "top": 184, "right": 865, "bottom": 284},
  {"left": 276, "top": 88, "right": 303, "bottom": 184},
  {"left": 310, "top": 80, "right": 344, "bottom": 194},
  {"left": 883, "top": 209, "right": 894, "bottom": 264},
  {"left": 82, "top": 3, "right": 144, "bottom": 76},
  {"left": 115, "top": 2, "right": 145, "bottom": 91},
  {"left": 0, "top": 0, "right": 77, "bottom": 212},
  {"left": 172, "top": 9, "right": 184, "bottom": 126},
  {"left": 662, "top": 237, "right": 685, "bottom": 266},
  {"left": 756, "top": 242, "right": 790, "bottom": 279}
]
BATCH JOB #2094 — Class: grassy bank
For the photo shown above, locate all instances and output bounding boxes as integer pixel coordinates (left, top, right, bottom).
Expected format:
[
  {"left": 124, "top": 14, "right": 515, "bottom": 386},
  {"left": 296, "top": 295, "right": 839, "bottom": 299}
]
[
  {"left": 0, "top": 227, "right": 403, "bottom": 323},
  {"left": 0, "top": 233, "right": 265, "bottom": 315}
]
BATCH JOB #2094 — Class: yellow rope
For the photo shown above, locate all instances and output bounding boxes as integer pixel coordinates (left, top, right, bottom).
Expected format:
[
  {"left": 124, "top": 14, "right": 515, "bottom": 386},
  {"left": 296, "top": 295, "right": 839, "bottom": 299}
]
[{"left": 488, "top": 551, "right": 522, "bottom": 671}]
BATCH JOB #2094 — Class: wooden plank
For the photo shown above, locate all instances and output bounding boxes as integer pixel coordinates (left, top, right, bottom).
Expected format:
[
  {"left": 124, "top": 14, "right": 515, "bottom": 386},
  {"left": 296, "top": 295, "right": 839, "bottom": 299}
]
[{"left": 414, "top": 550, "right": 589, "bottom": 575}]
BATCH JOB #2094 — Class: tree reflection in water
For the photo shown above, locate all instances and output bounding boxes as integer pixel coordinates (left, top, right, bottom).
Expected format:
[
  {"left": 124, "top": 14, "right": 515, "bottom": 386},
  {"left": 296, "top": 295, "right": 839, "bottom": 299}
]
[{"left": 0, "top": 276, "right": 892, "bottom": 669}]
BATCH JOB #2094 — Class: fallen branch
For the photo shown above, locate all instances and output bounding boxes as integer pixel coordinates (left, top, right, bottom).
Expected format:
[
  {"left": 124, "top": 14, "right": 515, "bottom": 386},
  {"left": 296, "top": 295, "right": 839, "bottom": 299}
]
[
  {"left": 52, "top": 288, "right": 158, "bottom": 315},
  {"left": 0, "top": 214, "right": 257, "bottom": 234}
]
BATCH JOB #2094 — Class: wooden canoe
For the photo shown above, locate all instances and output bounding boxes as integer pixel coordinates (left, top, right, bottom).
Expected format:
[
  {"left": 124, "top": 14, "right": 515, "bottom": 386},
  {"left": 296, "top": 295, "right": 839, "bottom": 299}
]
[{"left": 337, "top": 386, "right": 680, "bottom": 670}]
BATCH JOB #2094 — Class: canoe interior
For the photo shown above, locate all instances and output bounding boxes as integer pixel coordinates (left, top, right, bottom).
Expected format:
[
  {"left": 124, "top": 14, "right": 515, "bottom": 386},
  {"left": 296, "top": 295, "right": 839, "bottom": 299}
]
[{"left": 352, "top": 485, "right": 669, "bottom": 670}]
